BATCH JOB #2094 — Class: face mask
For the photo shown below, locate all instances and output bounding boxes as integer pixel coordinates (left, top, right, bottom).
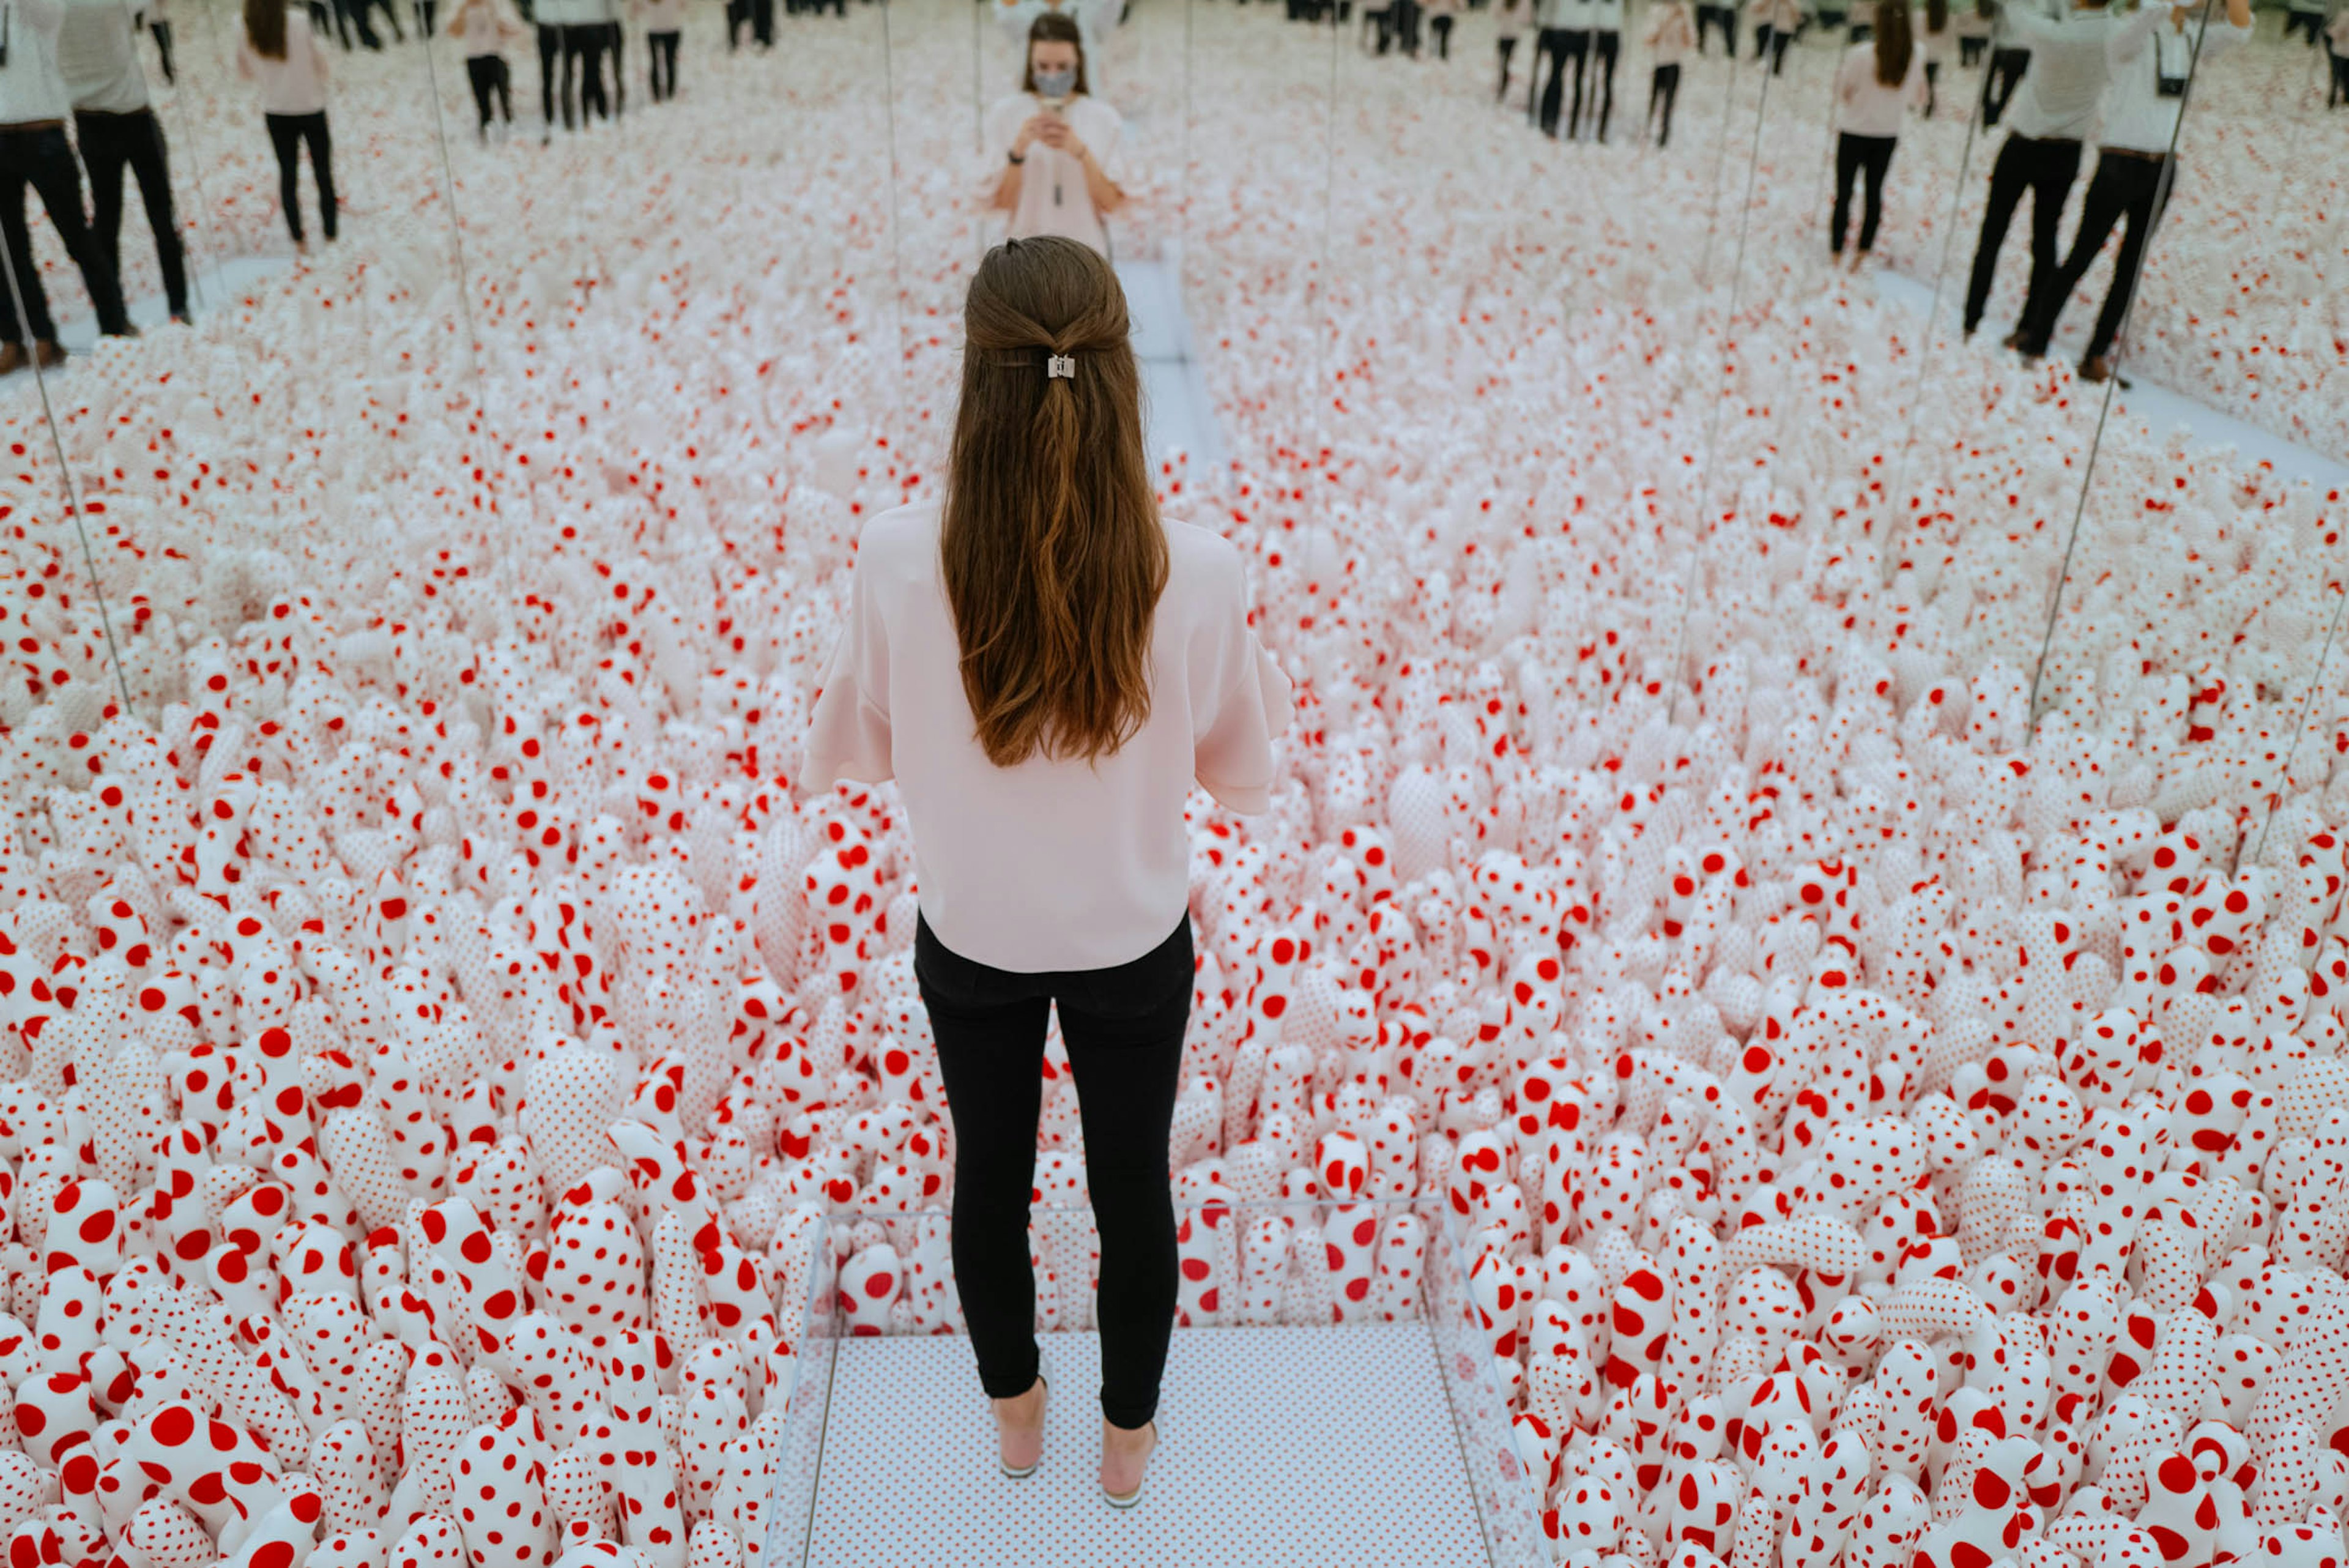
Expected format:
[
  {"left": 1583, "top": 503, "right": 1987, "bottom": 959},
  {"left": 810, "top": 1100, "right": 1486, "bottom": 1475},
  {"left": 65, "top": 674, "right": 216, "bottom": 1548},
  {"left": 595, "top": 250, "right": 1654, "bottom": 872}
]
[{"left": 1033, "top": 66, "right": 1077, "bottom": 99}]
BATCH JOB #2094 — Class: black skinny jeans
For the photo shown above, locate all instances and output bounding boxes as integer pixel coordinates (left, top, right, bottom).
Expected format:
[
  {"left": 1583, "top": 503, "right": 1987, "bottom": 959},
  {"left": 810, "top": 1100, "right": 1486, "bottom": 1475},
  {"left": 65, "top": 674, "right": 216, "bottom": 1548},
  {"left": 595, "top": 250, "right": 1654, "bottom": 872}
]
[
  {"left": 561, "top": 24, "right": 610, "bottom": 125},
  {"left": 1963, "top": 131, "right": 2080, "bottom": 336},
  {"left": 1648, "top": 61, "right": 1680, "bottom": 145},
  {"left": 1831, "top": 130, "right": 1896, "bottom": 253},
  {"left": 1497, "top": 33, "right": 1517, "bottom": 98},
  {"left": 466, "top": 54, "right": 514, "bottom": 132},
  {"left": 0, "top": 124, "right": 132, "bottom": 343},
  {"left": 1579, "top": 28, "right": 1618, "bottom": 139},
  {"left": 264, "top": 112, "right": 336, "bottom": 244},
  {"left": 917, "top": 912, "right": 1190, "bottom": 1432},
  {"left": 1755, "top": 20, "right": 1791, "bottom": 70},
  {"left": 2022, "top": 147, "right": 2169, "bottom": 363},
  {"left": 1696, "top": 2, "right": 1732, "bottom": 51},
  {"left": 536, "top": 24, "right": 561, "bottom": 124},
  {"left": 2330, "top": 52, "right": 2348, "bottom": 108},
  {"left": 647, "top": 29, "right": 678, "bottom": 98},
  {"left": 73, "top": 108, "right": 188, "bottom": 319},
  {"left": 1535, "top": 27, "right": 1589, "bottom": 135}
]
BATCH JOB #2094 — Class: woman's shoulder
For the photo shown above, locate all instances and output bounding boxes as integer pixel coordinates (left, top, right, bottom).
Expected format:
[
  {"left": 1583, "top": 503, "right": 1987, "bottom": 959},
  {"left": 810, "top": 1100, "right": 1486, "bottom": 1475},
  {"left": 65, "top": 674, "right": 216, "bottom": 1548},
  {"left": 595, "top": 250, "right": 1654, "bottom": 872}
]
[
  {"left": 855, "top": 501, "right": 943, "bottom": 577},
  {"left": 1162, "top": 518, "right": 1249, "bottom": 597}
]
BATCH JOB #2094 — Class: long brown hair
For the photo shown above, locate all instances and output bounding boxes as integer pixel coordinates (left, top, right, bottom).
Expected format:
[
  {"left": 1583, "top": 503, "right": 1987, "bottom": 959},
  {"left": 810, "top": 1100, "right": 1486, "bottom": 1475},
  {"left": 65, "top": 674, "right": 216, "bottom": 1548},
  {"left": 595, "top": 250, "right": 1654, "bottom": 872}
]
[
  {"left": 245, "top": 0, "right": 288, "bottom": 58},
  {"left": 1021, "top": 12, "right": 1091, "bottom": 97},
  {"left": 943, "top": 237, "right": 1164, "bottom": 768},
  {"left": 1874, "top": 0, "right": 1913, "bottom": 84}
]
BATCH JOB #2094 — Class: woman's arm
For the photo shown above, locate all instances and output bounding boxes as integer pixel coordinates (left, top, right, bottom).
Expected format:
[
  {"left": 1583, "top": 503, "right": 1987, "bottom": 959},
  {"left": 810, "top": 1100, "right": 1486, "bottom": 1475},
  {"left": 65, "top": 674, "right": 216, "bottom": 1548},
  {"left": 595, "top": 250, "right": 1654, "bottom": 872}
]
[{"left": 1078, "top": 144, "right": 1124, "bottom": 214}]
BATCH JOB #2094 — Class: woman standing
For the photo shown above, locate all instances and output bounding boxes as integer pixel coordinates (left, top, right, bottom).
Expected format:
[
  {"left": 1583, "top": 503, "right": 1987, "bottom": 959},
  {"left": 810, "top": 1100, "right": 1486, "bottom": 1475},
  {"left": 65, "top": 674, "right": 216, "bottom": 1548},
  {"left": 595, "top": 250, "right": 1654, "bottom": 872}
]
[
  {"left": 447, "top": 0, "right": 524, "bottom": 136},
  {"left": 1426, "top": 0, "right": 1458, "bottom": 58},
  {"left": 1915, "top": 0, "right": 1949, "bottom": 113},
  {"left": 237, "top": 0, "right": 336, "bottom": 250},
  {"left": 636, "top": 0, "right": 678, "bottom": 98},
  {"left": 530, "top": 0, "right": 564, "bottom": 132},
  {"left": 1954, "top": 0, "right": 1989, "bottom": 63},
  {"left": 805, "top": 234, "right": 1288, "bottom": 1508},
  {"left": 986, "top": 13, "right": 1126, "bottom": 258},
  {"left": 1583, "top": 0, "right": 1622, "bottom": 138},
  {"left": 1497, "top": 0, "right": 1527, "bottom": 99},
  {"left": 1748, "top": 0, "right": 1798, "bottom": 72},
  {"left": 1829, "top": 0, "right": 1924, "bottom": 267},
  {"left": 1644, "top": 0, "right": 1694, "bottom": 143}
]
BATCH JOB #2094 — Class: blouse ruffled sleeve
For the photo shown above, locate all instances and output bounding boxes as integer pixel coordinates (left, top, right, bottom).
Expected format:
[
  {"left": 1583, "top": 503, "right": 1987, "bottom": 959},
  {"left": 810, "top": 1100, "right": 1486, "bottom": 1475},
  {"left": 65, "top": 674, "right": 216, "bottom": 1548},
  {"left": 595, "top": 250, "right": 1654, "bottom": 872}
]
[
  {"left": 803, "top": 559, "right": 895, "bottom": 791},
  {"left": 1193, "top": 552, "right": 1293, "bottom": 816}
]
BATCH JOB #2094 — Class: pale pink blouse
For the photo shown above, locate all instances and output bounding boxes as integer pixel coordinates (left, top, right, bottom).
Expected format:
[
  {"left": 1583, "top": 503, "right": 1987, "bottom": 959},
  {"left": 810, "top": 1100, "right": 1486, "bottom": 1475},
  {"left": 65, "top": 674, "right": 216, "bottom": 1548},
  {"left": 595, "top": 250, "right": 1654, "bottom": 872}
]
[{"left": 804, "top": 501, "right": 1291, "bottom": 975}]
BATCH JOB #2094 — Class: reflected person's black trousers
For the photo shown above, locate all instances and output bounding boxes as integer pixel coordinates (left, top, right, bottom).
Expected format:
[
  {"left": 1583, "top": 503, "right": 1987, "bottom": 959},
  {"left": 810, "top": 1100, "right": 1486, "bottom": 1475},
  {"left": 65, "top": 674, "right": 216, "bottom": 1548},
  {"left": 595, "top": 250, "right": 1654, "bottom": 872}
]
[
  {"left": 0, "top": 124, "right": 133, "bottom": 343},
  {"left": 1963, "top": 130, "right": 2079, "bottom": 336},
  {"left": 263, "top": 111, "right": 336, "bottom": 244},
  {"left": 2021, "top": 146, "right": 2170, "bottom": 364},
  {"left": 916, "top": 911, "right": 1190, "bottom": 1432},
  {"left": 73, "top": 108, "right": 188, "bottom": 319}
]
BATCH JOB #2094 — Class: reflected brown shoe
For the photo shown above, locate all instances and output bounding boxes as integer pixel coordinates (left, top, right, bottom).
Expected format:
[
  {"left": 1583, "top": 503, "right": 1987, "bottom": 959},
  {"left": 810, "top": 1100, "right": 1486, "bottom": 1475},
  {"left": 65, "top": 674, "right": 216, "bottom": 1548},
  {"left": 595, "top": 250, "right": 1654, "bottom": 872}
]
[
  {"left": 2079, "top": 355, "right": 2112, "bottom": 384},
  {"left": 33, "top": 341, "right": 65, "bottom": 369},
  {"left": 0, "top": 343, "right": 24, "bottom": 375}
]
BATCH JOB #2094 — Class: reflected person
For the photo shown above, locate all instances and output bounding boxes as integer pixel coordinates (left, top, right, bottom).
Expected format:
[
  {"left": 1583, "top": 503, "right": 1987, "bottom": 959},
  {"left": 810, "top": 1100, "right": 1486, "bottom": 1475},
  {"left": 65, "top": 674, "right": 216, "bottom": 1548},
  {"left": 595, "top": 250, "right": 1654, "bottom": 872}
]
[
  {"left": 805, "top": 235, "right": 1290, "bottom": 1511},
  {"left": 634, "top": 0, "right": 676, "bottom": 100},
  {"left": 447, "top": 0, "right": 524, "bottom": 137},
  {"left": 58, "top": 0, "right": 188, "bottom": 322},
  {"left": 238, "top": 0, "right": 336, "bottom": 250},
  {"left": 2014, "top": 0, "right": 2249, "bottom": 381},
  {"left": 2328, "top": 7, "right": 2348, "bottom": 106},
  {"left": 1916, "top": 0, "right": 1950, "bottom": 113},
  {"left": 1831, "top": 0, "right": 1928, "bottom": 269},
  {"left": 1959, "top": 0, "right": 2120, "bottom": 345},
  {"left": 1643, "top": 0, "right": 1693, "bottom": 144},
  {"left": 0, "top": 0, "right": 135, "bottom": 370},
  {"left": 987, "top": 13, "right": 1125, "bottom": 258}
]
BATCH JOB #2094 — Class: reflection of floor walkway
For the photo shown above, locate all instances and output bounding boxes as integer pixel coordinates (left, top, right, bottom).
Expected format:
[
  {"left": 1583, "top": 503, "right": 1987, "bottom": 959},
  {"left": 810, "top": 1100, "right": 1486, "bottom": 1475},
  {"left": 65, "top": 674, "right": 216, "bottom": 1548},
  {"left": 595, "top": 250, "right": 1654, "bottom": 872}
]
[
  {"left": 1119, "top": 252, "right": 1228, "bottom": 474},
  {"left": 801, "top": 1322, "right": 1488, "bottom": 1568},
  {"left": 1872, "top": 267, "right": 2349, "bottom": 491},
  {"left": 46, "top": 255, "right": 293, "bottom": 358}
]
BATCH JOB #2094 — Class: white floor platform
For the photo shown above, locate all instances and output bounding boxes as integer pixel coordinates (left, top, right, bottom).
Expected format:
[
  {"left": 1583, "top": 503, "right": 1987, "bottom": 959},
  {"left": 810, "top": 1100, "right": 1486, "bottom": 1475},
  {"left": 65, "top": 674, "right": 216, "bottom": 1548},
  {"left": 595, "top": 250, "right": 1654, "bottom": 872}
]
[
  {"left": 798, "top": 1322, "right": 1492, "bottom": 1568},
  {"left": 1872, "top": 267, "right": 2349, "bottom": 489},
  {"left": 1118, "top": 255, "right": 1229, "bottom": 474}
]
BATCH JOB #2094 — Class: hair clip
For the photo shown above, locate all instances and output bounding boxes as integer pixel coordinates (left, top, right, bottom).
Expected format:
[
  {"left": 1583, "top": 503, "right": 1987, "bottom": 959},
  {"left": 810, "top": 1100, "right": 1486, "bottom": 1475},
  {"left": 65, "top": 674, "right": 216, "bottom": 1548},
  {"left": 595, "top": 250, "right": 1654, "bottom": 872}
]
[{"left": 1048, "top": 355, "right": 1075, "bottom": 379}]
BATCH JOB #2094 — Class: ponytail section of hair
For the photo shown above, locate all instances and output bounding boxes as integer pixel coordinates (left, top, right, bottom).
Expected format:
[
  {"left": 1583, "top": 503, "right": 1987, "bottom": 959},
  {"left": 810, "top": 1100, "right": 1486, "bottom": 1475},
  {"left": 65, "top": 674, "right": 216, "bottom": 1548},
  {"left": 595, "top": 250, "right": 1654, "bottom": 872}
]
[
  {"left": 942, "top": 237, "right": 1166, "bottom": 770},
  {"left": 245, "top": 0, "right": 289, "bottom": 58},
  {"left": 1875, "top": 0, "right": 1913, "bottom": 84}
]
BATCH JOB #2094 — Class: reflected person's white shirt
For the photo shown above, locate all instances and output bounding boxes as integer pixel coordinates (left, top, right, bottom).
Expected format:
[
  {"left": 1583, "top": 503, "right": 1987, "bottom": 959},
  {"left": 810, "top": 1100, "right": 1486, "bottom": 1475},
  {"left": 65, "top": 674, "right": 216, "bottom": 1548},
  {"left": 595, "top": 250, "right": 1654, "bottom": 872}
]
[
  {"left": 985, "top": 91, "right": 1124, "bottom": 258},
  {"left": 0, "top": 0, "right": 75, "bottom": 125},
  {"left": 2098, "top": 12, "right": 2244, "bottom": 154}
]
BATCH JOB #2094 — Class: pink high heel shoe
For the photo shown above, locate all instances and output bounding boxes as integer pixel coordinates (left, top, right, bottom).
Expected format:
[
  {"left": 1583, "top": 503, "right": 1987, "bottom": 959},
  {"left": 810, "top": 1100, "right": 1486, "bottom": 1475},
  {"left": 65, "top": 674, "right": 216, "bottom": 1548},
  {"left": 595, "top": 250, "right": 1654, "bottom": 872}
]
[
  {"left": 1101, "top": 1418, "right": 1160, "bottom": 1508},
  {"left": 994, "top": 1347, "right": 1053, "bottom": 1479}
]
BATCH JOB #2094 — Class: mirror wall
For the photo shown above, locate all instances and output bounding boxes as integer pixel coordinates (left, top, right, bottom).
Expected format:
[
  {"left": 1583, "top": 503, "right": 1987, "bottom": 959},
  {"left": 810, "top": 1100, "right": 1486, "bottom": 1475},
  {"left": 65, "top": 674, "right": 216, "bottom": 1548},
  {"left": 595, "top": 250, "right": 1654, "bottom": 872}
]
[{"left": 5, "top": 0, "right": 2344, "bottom": 1555}]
